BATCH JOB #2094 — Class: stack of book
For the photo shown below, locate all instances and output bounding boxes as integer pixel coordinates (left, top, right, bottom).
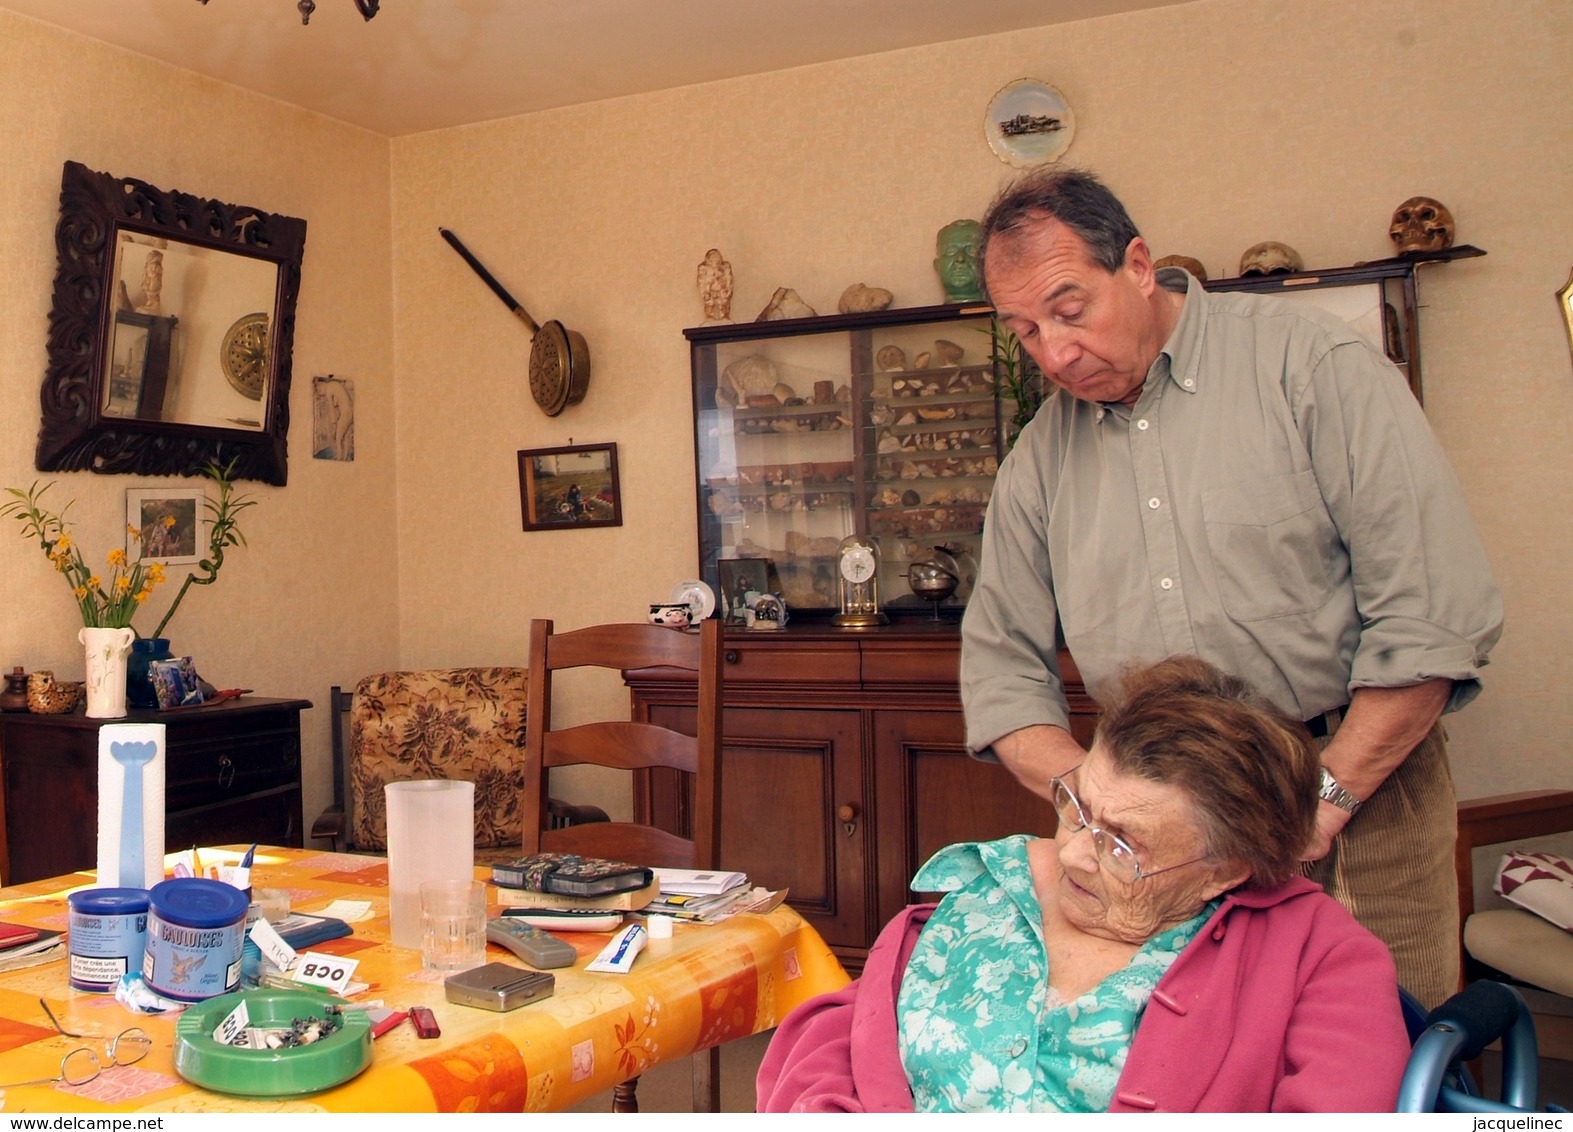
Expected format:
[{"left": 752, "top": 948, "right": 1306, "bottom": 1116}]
[
  {"left": 491, "top": 852, "right": 659, "bottom": 912},
  {"left": 0, "top": 920, "right": 63, "bottom": 973},
  {"left": 644, "top": 867, "right": 766, "bottom": 923}
]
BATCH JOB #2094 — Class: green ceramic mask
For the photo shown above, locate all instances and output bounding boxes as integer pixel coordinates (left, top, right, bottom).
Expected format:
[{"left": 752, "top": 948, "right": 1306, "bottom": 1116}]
[{"left": 934, "top": 219, "right": 985, "bottom": 303}]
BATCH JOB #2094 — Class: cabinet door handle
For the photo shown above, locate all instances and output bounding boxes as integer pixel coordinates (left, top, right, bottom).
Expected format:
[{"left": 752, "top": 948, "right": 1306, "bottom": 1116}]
[
  {"left": 837, "top": 802, "right": 859, "bottom": 837},
  {"left": 724, "top": 650, "right": 740, "bottom": 665},
  {"left": 217, "top": 754, "right": 235, "bottom": 789}
]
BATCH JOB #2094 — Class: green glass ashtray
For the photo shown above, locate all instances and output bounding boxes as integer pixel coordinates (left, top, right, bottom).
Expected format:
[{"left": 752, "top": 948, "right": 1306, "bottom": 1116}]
[{"left": 174, "top": 989, "right": 372, "bottom": 1097}]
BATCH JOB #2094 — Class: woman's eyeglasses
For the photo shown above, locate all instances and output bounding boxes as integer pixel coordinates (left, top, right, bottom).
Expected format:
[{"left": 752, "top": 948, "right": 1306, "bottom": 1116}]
[
  {"left": 1049, "top": 773, "right": 1207, "bottom": 884},
  {"left": 0, "top": 1000, "right": 152, "bottom": 1090}
]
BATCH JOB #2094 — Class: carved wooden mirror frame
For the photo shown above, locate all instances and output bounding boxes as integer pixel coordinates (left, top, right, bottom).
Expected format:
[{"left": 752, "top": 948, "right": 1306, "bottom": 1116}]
[{"left": 36, "top": 161, "right": 307, "bottom": 485}]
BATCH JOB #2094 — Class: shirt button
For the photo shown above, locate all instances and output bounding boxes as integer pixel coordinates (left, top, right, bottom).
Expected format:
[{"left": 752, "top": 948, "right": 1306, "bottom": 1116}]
[
  {"left": 1182, "top": 378, "right": 1195, "bottom": 389},
  {"left": 1161, "top": 577, "right": 1174, "bottom": 590},
  {"left": 1136, "top": 419, "right": 1149, "bottom": 430},
  {"left": 1148, "top": 498, "right": 1161, "bottom": 509},
  {"left": 1096, "top": 408, "right": 1106, "bottom": 422},
  {"left": 1010, "top": 1038, "right": 1028, "bottom": 1058}
]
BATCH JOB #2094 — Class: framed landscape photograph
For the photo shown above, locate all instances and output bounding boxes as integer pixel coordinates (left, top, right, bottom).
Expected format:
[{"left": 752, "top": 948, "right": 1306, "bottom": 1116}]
[
  {"left": 126, "top": 487, "right": 206, "bottom": 565},
  {"left": 518, "top": 443, "right": 623, "bottom": 531}
]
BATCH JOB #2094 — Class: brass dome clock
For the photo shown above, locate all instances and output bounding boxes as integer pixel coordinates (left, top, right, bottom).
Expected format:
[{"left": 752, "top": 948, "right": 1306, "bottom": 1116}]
[{"left": 833, "top": 535, "right": 888, "bottom": 628}]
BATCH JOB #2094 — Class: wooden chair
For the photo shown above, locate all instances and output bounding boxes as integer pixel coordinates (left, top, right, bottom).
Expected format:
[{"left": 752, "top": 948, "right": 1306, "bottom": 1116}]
[
  {"left": 1454, "top": 790, "right": 1573, "bottom": 1060},
  {"left": 524, "top": 619, "right": 723, "bottom": 1112},
  {"left": 310, "top": 668, "right": 606, "bottom": 863}
]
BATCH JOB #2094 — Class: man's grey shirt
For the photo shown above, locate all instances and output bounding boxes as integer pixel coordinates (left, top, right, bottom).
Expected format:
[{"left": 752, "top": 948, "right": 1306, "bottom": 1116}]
[{"left": 961, "top": 268, "right": 1503, "bottom": 755}]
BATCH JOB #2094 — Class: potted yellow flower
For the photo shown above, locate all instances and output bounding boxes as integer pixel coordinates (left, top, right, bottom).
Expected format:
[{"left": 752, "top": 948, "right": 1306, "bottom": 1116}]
[
  {"left": 3, "top": 460, "right": 256, "bottom": 716},
  {"left": 2, "top": 485, "right": 169, "bottom": 717}
]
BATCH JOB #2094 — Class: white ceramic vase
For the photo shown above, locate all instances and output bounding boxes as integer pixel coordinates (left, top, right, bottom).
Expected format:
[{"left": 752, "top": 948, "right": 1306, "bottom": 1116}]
[{"left": 79, "top": 626, "right": 135, "bottom": 719}]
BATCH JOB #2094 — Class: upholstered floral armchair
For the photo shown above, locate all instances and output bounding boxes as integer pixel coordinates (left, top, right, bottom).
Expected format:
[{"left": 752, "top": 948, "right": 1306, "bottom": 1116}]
[{"left": 310, "top": 667, "right": 606, "bottom": 864}]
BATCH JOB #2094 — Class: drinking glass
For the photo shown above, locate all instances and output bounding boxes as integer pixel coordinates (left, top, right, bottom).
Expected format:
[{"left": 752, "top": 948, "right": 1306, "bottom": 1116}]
[
  {"left": 420, "top": 879, "right": 487, "bottom": 972},
  {"left": 385, "top": 779, "right": 475, "bottom": 949}
]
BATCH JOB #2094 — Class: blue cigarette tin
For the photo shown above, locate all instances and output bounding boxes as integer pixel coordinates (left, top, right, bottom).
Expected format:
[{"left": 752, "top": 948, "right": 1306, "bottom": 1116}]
[
  {"left": 143, "top": 878, "right": 249, "bottom": 1002},
  {"left": 68, "top": 887, "right": 150, "bottom": 993}
]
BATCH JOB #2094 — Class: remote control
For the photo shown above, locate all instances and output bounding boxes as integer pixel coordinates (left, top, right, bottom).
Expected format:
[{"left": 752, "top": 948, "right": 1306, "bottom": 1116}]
[
  {"left": 501, "top": 908, "right": 625, "bottom": 932},
  {"left": 486, "top": 917, "right": 577, "bottom": 969}
]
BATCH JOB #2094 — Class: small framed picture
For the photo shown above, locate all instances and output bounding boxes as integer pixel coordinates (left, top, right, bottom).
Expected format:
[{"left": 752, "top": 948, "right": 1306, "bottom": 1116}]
[
  {"left": 312, "top": 374, "right": 355, "bottom": 461},
  {"left": 718, "top": 558, "right": 773, "bottom": 624},
  {"left": 126, "top": 487, "right": 207, "bottom": 565},
  {"left": 518, "top": 443, "right": 623, "bottom": 531}
]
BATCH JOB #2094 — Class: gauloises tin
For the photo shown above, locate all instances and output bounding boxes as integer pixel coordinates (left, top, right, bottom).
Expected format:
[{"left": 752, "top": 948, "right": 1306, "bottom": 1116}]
[
  {"left": 68, "top": 887, "right": 151, "bottom": 993},
  {"left": 142, "top": 878, "right": 248, "bottom": 1002}
]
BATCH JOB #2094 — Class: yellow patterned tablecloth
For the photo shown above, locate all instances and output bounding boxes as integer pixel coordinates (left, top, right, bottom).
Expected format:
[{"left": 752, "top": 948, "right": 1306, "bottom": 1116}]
[{"left": 0, "top": 846, "right": 850, "bottom": 1112}]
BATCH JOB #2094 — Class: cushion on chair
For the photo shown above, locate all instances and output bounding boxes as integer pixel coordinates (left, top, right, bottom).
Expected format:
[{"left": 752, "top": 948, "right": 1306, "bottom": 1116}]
[
  {"left": 1464, "top": 908, "right": 1573, "bottom": 998},
  {"left": 1495, "top": 849, "right": 1573, "bottom": 930},
  {"left": 349, "top": 668, "right": 529, "bottom": 852}
]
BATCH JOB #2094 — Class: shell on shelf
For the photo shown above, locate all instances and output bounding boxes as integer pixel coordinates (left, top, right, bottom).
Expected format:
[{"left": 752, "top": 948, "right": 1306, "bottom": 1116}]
[
  {"left": 756, "top": 287, "right": 817, "bottom": 321},
  {"left": 723, "top": 354, "right": 780, "bottom": 400},
  {"left": 876, "top": 345, "right": 907, "bottom": 371},
  {"left": 933, "top": 339, "right": 964, "bottom": 365},
  {"left": 837, "top": 283, "right": 894, "bottom": 314}
]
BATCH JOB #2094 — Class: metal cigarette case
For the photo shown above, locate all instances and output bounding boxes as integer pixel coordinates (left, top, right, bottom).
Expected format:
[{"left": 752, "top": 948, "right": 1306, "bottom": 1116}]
[{"left": 443, "top": 962, "right": 555, "bottom": 1012}]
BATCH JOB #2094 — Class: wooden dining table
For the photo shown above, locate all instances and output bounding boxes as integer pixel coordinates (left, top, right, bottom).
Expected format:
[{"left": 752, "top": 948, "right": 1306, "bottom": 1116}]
[{"left": 0, "top": 846, "right": 849, "bottom": 1112}]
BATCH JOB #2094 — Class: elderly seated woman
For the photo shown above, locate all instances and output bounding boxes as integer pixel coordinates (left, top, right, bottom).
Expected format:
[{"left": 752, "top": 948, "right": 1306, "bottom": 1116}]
[{"left": 757, "top": 656, "right": 1411, "bottom": 1113}]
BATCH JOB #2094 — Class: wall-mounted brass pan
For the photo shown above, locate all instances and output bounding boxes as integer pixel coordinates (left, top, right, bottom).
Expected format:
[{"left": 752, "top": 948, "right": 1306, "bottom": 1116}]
[{"left": 439, "top": 227, "right": 590, "bottom": 416}]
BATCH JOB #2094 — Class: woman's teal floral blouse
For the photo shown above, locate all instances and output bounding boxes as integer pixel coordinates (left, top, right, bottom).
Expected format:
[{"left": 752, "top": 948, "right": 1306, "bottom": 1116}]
[{"left": 895, "top": 834, "right": 1214, "bottom": 1112}]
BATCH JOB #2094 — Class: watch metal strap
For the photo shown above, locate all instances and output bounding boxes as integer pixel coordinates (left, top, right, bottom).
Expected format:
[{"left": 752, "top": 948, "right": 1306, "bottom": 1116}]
[{"left": 1318, "top": 767, "right": 1363, "bottom": 815}]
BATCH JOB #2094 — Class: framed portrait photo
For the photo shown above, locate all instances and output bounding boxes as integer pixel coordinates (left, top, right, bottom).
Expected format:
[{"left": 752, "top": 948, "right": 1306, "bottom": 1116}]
[
  {"left": 126, "top": 487, "right": 207, "bottom": 565},
  {"left": 718, "top": 557, "right": 774, "bottom": 624},
  {"left": 518, "top": 442, "right": 623, "bottom": 532}
]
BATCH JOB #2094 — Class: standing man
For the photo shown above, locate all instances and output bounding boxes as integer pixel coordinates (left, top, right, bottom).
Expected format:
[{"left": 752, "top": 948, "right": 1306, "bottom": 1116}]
[{"left": 960, "top": 168, "right": 1502, "bottom": 1007}]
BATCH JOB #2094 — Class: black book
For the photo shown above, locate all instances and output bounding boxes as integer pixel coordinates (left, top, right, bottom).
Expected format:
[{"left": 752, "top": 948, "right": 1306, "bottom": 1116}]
[{"left": 492, "top": 852, "right": 653, "bottom": 898}]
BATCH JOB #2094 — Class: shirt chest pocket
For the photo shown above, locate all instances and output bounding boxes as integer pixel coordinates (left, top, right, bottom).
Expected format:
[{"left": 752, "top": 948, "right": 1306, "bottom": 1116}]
[{"left": 1201, "top": 469, "right": 1338, "bottom": 622}]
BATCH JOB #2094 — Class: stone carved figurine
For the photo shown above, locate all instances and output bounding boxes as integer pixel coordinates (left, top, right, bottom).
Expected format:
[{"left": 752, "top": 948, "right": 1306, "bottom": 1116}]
[
  {"left": 697, "top": 248, "right": 734, "bottom": 324},
  {"left": 134, "top": 249, "right": 164, "bottom": 315},
  {"left": 934, "top": 219, "right": 984, "bottom": 303}
]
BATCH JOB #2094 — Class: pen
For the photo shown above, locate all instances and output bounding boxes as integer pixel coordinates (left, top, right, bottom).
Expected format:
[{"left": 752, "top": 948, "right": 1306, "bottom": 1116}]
[{"left": 240, "top": 843, "right": 257, "bottom": 869}]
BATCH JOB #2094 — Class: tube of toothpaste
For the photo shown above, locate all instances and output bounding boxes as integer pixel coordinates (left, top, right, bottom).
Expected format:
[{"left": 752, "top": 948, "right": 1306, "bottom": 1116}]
[{"left": 586, "top": 923, "right": 646, "bottom": 974}]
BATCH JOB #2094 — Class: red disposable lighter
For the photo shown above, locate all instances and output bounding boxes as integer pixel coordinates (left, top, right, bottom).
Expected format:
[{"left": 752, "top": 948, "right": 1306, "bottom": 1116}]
[{"left": 410, "top": 1006, "right": 441, "bottom": 1039}]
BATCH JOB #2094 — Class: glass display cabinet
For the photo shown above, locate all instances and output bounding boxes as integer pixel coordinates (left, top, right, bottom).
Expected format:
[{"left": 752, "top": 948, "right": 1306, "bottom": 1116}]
[
  {"left": 685, "top": 302, "right": 1016, "bottom": 618},
  {"left": 1204, "top": 244, "right": 1485, "bottom": 404}
]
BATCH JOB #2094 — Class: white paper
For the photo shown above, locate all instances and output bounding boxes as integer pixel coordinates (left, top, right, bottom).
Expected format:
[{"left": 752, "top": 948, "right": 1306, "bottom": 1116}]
[
  {"left": 95, "top": 723, "right": 166, "bottom": 889},
  {"left": 651, "top": 867, "right": 748, "bottom": 896},
  {"left": 316, "top": 899, "right": 374, "bottom": 923}
]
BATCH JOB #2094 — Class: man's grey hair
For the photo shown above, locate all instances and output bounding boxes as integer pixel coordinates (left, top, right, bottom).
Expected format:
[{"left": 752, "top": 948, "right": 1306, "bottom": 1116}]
[{"left": 978, "top": 168, "right": 1142, "bottom": 293}]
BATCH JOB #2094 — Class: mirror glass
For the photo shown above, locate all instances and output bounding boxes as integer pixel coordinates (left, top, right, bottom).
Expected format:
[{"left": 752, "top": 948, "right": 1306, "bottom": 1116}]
[
  {"left": 38, "top": 162, "right": 307, "bottom": 485},
  {"left": 104, "top": 233, "right": 279, "bottom": 430}
]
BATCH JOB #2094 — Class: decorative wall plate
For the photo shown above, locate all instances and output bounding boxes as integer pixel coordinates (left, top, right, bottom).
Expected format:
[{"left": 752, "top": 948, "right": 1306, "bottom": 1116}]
[
  {"left": 985, "top": 79, "right": 1076, "bottom": 168},
  {"left": 670, "top": 578, "right": 716, "bottom": 621}
]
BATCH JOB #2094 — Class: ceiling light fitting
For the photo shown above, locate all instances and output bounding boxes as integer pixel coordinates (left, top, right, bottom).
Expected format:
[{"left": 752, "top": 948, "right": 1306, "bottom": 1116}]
[{"left": 194, "top": 0, "right": 380, "bottom": 26}]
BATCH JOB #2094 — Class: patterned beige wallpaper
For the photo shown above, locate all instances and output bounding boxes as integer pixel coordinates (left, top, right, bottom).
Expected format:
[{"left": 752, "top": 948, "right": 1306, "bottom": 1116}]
[
  {"left": 391, "top": 0, "right": 1573, "bottom": 810},
  {"left": 0, "top": 11, "right": 399, "bottom": 829},
  {"left": 0, "top": 0, "right": 1569, "bottom": 833}
]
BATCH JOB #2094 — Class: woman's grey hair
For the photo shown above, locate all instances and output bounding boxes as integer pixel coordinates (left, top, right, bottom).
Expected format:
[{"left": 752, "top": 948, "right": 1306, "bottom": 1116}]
[
  {"left": 978, "top": 167, "right": 1141, "bottom": 291},
  {"left": 1092, "top": 655, "right": 1320, "bottom": 890}
]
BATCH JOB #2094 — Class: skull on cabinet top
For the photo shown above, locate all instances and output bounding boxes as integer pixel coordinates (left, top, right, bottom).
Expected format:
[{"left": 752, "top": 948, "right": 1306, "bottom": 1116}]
[
  {"left": 1389, "top": 196, "right": 1455, "bottom": 255},
  {"left": 1154, "top": 254, "right": 1209, "bottom": 282},
  {"left": 1238, "top": 241, "right": 1305, "bottom": 276}
]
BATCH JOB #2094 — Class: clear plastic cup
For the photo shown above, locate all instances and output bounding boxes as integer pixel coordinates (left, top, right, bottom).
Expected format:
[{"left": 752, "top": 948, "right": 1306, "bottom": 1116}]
[{"left": 419, "top": 879, "right": 487, "bottom": 972}]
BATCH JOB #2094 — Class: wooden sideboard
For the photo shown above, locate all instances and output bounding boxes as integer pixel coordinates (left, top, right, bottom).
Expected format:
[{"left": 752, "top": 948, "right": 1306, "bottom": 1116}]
[
  {"left": 626, "top": 623, "right": 1093, "bottom": 970},
  {"left": 0, "top": 696, "right": 309, "bottom": 884}
]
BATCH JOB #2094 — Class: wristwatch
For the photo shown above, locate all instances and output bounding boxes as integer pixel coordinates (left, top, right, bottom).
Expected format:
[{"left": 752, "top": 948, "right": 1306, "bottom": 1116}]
[{"left": 1318, "top": 768, "right": 1363, "bottom": 816}]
